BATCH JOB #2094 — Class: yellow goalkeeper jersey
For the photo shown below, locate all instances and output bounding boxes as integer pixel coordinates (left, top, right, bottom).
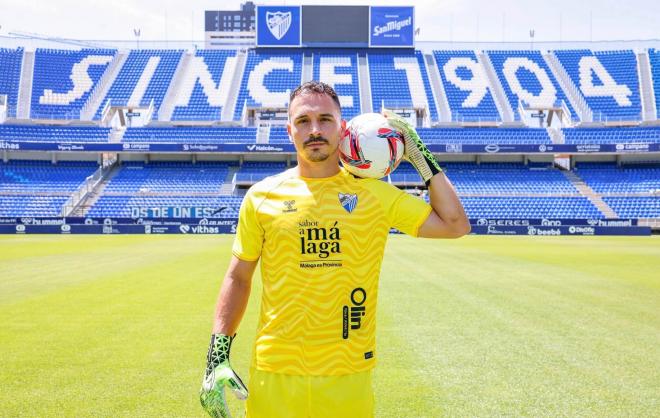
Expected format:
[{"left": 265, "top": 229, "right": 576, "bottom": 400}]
[{"left": 232, "top": 167, "right": 431, "bottom": 376}]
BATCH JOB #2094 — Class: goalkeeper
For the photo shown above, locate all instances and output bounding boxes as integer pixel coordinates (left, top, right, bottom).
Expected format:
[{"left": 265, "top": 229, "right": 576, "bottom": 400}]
[{"left": 200, "top": 81, "right": 469, "bottom": 418}]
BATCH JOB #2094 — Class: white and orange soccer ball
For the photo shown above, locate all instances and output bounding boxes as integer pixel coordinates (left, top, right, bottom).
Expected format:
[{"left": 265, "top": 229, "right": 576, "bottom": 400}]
[{"left": 338, "top": 112, "right": 405, "bottom": 179}]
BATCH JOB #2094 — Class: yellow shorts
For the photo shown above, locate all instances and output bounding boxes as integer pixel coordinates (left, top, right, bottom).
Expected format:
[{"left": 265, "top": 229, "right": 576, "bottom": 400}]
[{"left": 245, "top": 368, "right": 374, "bottom": 418}]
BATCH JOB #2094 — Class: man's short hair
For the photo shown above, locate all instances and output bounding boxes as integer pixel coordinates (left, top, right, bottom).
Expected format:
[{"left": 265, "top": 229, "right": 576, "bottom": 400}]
[{"left": 289, "top": 81, "right": 341, "bottom": 115}]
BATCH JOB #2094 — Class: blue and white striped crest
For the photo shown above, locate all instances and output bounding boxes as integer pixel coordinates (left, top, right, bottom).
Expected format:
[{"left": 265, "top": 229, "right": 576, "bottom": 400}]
[
  {"left": 338, "top": 193, "right": 358, "bottom": 213},
  {"left": 266, "top": 11, "right": 292, "bottom": 40}
]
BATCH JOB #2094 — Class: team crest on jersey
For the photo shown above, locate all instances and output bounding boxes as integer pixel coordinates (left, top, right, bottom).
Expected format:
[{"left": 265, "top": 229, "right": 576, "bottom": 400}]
[{"left": 338, "top": 193, "right": 358, "bottom": 213}]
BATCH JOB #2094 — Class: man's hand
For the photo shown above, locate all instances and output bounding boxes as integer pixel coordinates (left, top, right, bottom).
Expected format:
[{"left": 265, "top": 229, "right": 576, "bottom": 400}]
[
  {"left": 200, "top": 334, "right": 248, "bottom": 418},
  {"left": 382, "top": 109, "right": 442, "bottom": 185}
]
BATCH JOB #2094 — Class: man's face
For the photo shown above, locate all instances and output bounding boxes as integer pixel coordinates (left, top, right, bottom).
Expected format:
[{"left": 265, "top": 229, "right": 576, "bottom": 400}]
[{"left": 287, "top": 93, "right": 345, "bottom": 164}]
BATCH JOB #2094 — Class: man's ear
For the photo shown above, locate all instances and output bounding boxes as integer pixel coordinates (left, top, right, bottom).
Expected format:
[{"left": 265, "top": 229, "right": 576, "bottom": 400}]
[{"left": 287, "top": 121, "right": 292, "bottom": 143}]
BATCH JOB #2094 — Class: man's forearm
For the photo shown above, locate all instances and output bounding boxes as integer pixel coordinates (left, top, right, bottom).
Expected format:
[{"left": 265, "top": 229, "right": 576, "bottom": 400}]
[
  {"left": 427, "top": 172, "right": 470, "bottom": 237},
  {"left": 212, "top": 273, "right": 252, "bottom": 335},
  {"left": 212, "top": 256, "right": 257, "bottom": 334}
]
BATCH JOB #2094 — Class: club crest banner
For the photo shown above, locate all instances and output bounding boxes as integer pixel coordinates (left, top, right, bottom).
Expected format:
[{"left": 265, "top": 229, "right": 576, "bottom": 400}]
[{"left": 257, "top": 6, "right": 301, "bottom": 47}]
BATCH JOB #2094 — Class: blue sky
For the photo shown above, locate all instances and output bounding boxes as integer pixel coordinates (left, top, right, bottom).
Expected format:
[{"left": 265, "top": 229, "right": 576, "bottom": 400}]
[{"left": 0, "top": 0, "right": 658, "bottom": 43}]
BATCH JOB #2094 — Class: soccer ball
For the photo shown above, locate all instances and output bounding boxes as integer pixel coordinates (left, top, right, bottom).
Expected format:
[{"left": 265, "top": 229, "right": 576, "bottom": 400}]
[{"left": 339, "top": 113, "right": 405, "bottom": 179}]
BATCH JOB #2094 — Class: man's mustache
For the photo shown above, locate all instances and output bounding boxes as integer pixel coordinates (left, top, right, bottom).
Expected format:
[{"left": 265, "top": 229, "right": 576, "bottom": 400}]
[{"left": 304, "top": 137, "right": 329, "bottom": 146}]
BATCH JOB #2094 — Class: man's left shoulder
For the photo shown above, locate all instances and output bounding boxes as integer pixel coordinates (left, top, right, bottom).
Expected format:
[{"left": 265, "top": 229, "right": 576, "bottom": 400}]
[{"left": 350, "top": 176, "right": 401, "bottom": 195}]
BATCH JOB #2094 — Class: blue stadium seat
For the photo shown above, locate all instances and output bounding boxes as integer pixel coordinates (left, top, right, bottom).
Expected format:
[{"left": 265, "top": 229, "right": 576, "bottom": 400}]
[{"left": 0, "top": 160, "right": 98, "bottom": 216}]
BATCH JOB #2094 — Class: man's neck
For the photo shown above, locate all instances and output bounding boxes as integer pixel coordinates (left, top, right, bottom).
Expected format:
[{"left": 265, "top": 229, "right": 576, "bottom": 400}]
[{"left": 296, "top": 159, "right": 341, "bottom": 179}]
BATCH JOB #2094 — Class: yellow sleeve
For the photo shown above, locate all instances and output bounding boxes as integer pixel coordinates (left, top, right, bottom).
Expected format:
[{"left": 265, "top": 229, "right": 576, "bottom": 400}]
[
  {"left": 387, "top": 190, "right": 433, "bottom": 237},
  {"left": 364, "top": 179, "right": 432, "bottom": 237},
  {"left": 231, "top": 187, "right": 264, "bottom": 261}
]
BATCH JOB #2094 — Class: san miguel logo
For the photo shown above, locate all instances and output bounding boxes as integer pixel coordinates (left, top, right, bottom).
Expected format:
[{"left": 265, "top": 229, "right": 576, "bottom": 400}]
[{"left": 266, "top": 11, "right": 291, "bottom": 40}]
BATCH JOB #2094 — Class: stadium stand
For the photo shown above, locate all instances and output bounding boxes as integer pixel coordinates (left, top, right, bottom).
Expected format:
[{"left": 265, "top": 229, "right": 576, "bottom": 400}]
[
  {"left": 0, "top": 47, "right": 24, "bottom": 118},
  {"left": 553, "top": 49, "right": 641, "bottom": 122},
  {"left": 460, "top": 196, "right": 603, "bottom": 218},
  {"left": 444, "top": 162, "right": 578, "bottom": 194},
  {"left": 87, "top": 162, "right": 239, "bottom": 217},
  {"left": 417, "top": 127, "right": 552, "bottom": 144},
  {"left": 562, "top": 126, "right": 660, "bottom": 144},
  {"left": 234, "top": 161, "right": 288, "bottom": 183},
  {"left": 233, "top": 50, "right": 303, "bottom": 121},
  {"left": 0, "top": 44, "right": 658, "bottom": 228},
  {"left": 603, "top": 197, "right": 660, "bottom": 218},
  {"left": 0, "top": 124, "right": 111, "bottom": 142},
  {"left": 433, "top": 50, "right": 501, "bottom": 122},
  {"left": 0, "top": 160, "right": 98, "bottom": 216},
  {"left": 388, "top": 162, "right": 419, "bottom": 184},
  {"left": 94, "top": 49, "right": 183, "bottom": 120},
  {"left": 367, "top": 50, "right": 439, "bottom": 121},
  {"left": 438, "top": 162, "right": 600, "bottom": 218},
  {"left": 486, "top": 50, "right": 577, "bottom": 121},
  {"left": 269, "top": 126, "right": 289, "bottom": 143},
  {"left": 122, "top": 126, "right": 257, "bottom": 143},
  {"left": 313, "top": 52, "right": 361, "bottom": 120},
  {"left": 31, "top": 48, "right": 116, "bottom": 119},
  {"left": 575, "top": 163, "right": 660, "bottom": 194}
]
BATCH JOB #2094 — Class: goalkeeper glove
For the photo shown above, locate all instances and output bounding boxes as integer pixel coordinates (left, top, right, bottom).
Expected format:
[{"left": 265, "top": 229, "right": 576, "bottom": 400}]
[
  {"left": 382, "top": 109, "right": 442, "bottom": 185},
  {"left": 200, "top": 334, "right": 248, "bottom": 418}
]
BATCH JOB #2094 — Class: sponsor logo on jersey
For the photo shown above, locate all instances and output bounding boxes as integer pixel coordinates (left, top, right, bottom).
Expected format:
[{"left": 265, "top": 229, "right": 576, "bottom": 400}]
[
  {"left": 343, "top": 287, "right": 366, "bottom": 339},
  {"left": 298, "top": 220, "right": 343, "bottom": 268},
  {"left": 299, "top": 220, "right": 341, "bottom": 259},
  {"left": 283, "top": 200, "right": 297, "bottom": 213}
]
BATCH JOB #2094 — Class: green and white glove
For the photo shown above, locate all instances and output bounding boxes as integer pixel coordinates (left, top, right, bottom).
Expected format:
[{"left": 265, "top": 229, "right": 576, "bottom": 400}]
[
  {"left": 382, "top": 109, "right": 442, "bottom": 185},
  {"left": 200, "top": 334, "right": 248, "bottom": 418}
]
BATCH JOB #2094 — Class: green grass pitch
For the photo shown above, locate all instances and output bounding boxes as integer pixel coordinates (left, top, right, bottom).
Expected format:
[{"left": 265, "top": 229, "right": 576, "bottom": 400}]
[{"left": 1, "top": 234, "right": 659, "bottom": 417}]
